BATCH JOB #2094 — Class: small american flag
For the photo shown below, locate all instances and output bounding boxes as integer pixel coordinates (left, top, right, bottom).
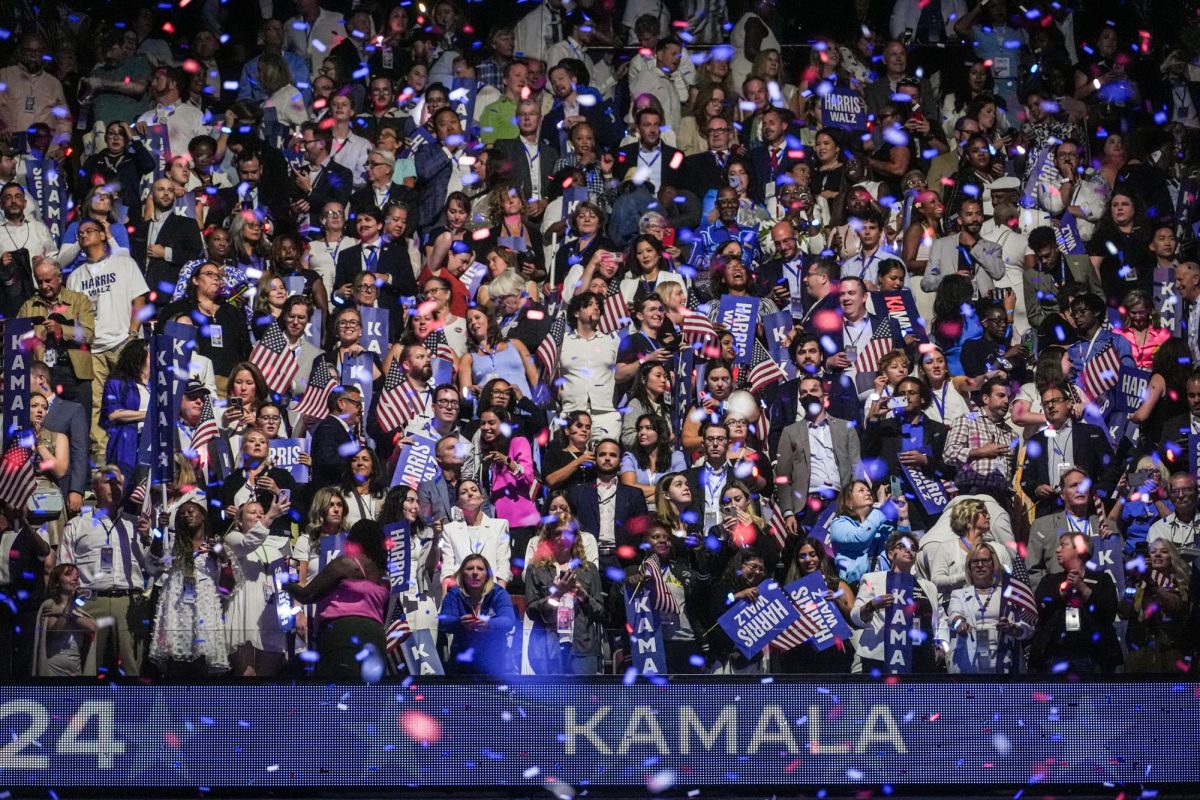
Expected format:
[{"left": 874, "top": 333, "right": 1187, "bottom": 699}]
[
  {"left": 188, "top": 394, "right": 219, "bottom": 454},
  {"left": 766, "top": 497, "right": 790, "bottom": 549},
  {"left": 375, "top": 358, "right": 426, "bottom": 434},
  {"left": 0, "top": 435, "right": 36, "bottom": 511},
  {"left": 536, "top": 311, "right": 567, "bottom": 378},
  {"left": 853, "top": 328, "right": 895, "bottom": 375},
  {"left": 1000, "top": 574, "right": 1039, "bottom": 628},
  {"left": 598, "top": 282, "right": 631, "bottom": 335},
  {"left": 423, "top": 327, "right": 457, "bottom": 364},
  {"left": 679, "top": 308, "right": 718, "bottom": 345},
  {"left": 385, "top": 616, "right": 413, "bottom": 672},
  {"left": 249, "top": 321, "right": 300, "bottom": 396},
  {"left": 773, "top": 593, "right": 824, "bottom": 651},
  {"left": 1077, "top": 342, "right": 1122, "bottom": 404},
  {"left": 747, "top": 338, "right": 787, "bottom": 395},
  {"left": 292, "top": 357, "right": 337, "bottom": 421},
  {"left": 642, "top": 553, "right": 680, "bottom": 615},
  {"left": 1148, "top": 568, "right": 1174, "bottom": 590}
]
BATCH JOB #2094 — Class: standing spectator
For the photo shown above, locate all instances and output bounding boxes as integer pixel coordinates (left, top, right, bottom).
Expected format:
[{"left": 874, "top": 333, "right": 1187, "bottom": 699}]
[
  {"left": 65, "top": 218, "right": 148, "bottom": 462},
  {"left": 525, "top": 524, "right": 605, "bottom": 675},
  {"left": 59, "top": 468, "right": 150, "bottom": 677},
  {"left": 224, "top": 500, "right": 295, "bottom": 677},
  {"left": 99, "top": 339, "right": 149, "bottom": 477},
  {"left": 943, "top": 377, "right": 1018, "bottom": 505},
  {"left": 946, "top": 544, "right": 1035, "bottom": 674},
  {"left": 0, "top": 34, "right": 71, "bottom": 154},
  {"left": 284, "top": 519, "right": 390, "bottom": 679},
  {"left": 33, "top": 564, "right": 96, "bottom": 677},
  {"left": 439, "top": 554, "right": 516, "bottom": 675},
  {"left": 1029, "top": 531, "right": 1122, "bottom": 675}
]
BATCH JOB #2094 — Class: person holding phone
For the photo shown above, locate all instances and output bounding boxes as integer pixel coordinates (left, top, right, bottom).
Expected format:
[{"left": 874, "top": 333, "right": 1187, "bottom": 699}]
[
  {"left": 525, "top": 524, "right": 604, "bottom": 675},
  {"left": 438, "top": 554, "right": 516, "bottom": 675}
]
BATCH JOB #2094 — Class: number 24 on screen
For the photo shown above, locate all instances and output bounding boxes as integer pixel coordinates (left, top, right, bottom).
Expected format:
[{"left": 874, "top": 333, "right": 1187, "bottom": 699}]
[{"left": 0, "top": 700, "right": 125, "bottom": 769}]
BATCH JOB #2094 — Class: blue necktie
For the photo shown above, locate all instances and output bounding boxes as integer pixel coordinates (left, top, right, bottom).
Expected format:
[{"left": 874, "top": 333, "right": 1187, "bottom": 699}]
[{"left": 365, "top": 245, "right": 378, "bottom": 272}]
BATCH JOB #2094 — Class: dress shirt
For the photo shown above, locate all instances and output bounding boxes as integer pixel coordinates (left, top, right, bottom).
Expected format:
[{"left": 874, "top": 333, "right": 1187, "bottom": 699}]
[
  {"left": 522, "top": 138, "right": 543, "bottom": 199},
  {"left": 59, "top": 508, "right": 147, "bottom": 591},
  {"left": 559, "top": 329, "right": 619, "bottom": 414},
  {"left": 137, "top": 102, "right": 208, "bottom": 160},
  {"left": 1045, "top": 421, "right": 1074, "bottom": 484},
  {"left": 330, "top": 133, "right": 371, "bottom": 190},
  {"left": 0, "top": 216, "right": 58, "bottom": 263},
  {"left": 0, "top": 65, "right": 70, "bottom": 143},
  {"left": 700, "top": 462, "right": 729, "bottom": 532},
  {"left": 841, "top": 248, "right": 900, "bottom": 286},
  {"left": 1147, "top": 513, "right": 1200, "bottom": 548},
  {"left": 635, "top": 145, "right": 664, "bottom": 190},
  {"left": 807, "top": 419, "right": 841, "bottom": 493},
  {"left": 443, "top": 146, "right": 471, "bottom": 199},
  {"left": 596, "top": 476, "right": 618, "bottom": 548},
  {"left": 944, "top": 413, "right": 1016, "bottom": 492}
]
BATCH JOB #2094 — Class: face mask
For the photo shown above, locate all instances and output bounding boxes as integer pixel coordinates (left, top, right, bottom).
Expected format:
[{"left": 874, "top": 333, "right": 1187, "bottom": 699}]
[{"left": 801, "top": 395, "right": 823, "bottom": 416}]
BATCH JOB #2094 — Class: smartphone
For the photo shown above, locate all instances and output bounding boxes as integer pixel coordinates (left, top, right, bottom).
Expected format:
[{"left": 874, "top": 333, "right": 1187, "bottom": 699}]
[
  {"left": 889, "top": 476, "right": 904, "bottom": 501},
  {"left": 278, "top": 488, "right": 291, "bottom": 505},
  {"left": 1127, "top": 470, "right": 1150, "bottom": 490},
  {"left": 888, "top": 397, "right": 907, "bottom": 410},
  {"left": 662, "top": 228, "right": 676, "bottom": 249},
  {"left": 230, "top": 397, "right": 243, "bottom": 411}
]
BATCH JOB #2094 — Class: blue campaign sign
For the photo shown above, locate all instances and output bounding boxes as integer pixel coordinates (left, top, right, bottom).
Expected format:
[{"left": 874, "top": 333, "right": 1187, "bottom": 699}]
[
  {"left": 762, "top": 310, "right": 797, "bottom": 380},
  {"left": 883, "top": 571, "right": 915, "bottom": 673},
  {"left": 1055, "top": 214, "right": 1086, "bottom": 256},
  {"left": 1190, "top": 432, "right": 1200, "bottom": 478},
  {"left": 873, "top": 290, "right": 924, "bottom": 340},
  {"left": 782, "top": 572, "right": 853, "bottom": 651},
  {"left": 900, "top": 463, "right": 954, "bottom": 516},
  {"left": 717, "top": 295, "right": 759, "bottom": 366},
  {"left": 384, "top": 520, "right": 412, "bottom": 594},
  {"left": 1090, "top": 533, "right": 1125, "bottom": 596},
  {"left": 1114, "top": 365, "right": 1150, "bottom": 413},
  {"left": 23, "top": 159, "right": 67, "bottom": 243},
  {"left": 624, "top": 584, "right": 667, "bottom": 675},
  {"left": 820, "top": 88, "right": 867, "bottom": 130},
  {"left": 401, "top": 627, "right": 445, "bottom": 675},
  {"left": 1, "top": 682, "right": 1197, "bottom": 787},
  {"left": 717, "top": 580, "right": 803, "bottom": 659},
  {"left": 341, "top": 353, "right": 374, "bottom": 418},
  {"left": 3, "top": 318, "right": 33, "bottom": 437},
  {"left": 320, "top": 531, "right": 348, "bottom": 572},
  {"left": 432, "top": 357, "right": 454, "bottom": 387},
  {"left": 268, "top": 437, "right": 310, "bottom": 483},
  {"left": 390, "top": 431, "right": 439, "bottom": 488},
  {"left": 359, "top": 306, "right": 389, "bottom": 357}
]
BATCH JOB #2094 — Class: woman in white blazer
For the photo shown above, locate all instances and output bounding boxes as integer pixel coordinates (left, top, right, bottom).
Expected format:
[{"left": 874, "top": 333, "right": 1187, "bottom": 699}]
[
  {"left": 438, "top": 479, "right": 512, "bottom": 589},
  {"left": 945, "top": 545, "right": 1035, "bottom": 674},
  {"left": 850, "top": 530, "right": 947, "bottom": 674}
]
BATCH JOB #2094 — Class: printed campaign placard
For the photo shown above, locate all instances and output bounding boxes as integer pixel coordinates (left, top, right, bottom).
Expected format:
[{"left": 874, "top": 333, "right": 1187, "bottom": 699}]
[
  {"left": 782, "top": 572, "right": 853, "bottom": 651},
  {"left": 718, "top": 580, "right": 803, "bottom": 658},
  {"left": 821, "top": 89, "right": 867, "bottom": 130},
  {"left": 717, "top": 295, "right": 759, "bottom": 366},
  {"left": 390, "top": 431, "right": 440, "bottom": 488},
  {"left": 360, "top": 306, "right": 389, "bottom": 356},
  {"left": 268, "top": 438, "right": 310, "bottom": 483},
  {"left": 623, "top": 584, "right": 668, "bottom": 674}
]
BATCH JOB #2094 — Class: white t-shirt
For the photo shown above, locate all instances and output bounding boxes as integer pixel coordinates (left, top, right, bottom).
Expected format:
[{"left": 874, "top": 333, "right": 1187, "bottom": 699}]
[{"left": 65, "top": 253, "right": 149, "bottom": 352}]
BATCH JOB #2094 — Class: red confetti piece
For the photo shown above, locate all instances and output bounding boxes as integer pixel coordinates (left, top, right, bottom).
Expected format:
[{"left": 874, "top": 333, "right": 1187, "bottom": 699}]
[
  {"left": 162, "top": 22, "right": 175, "bottom": 34},
  {"left": 399, "top": 710, "right": 441, "bottom": 744},
  {"left": 163, "top": 731, "right": 180, "bottom": 748}
]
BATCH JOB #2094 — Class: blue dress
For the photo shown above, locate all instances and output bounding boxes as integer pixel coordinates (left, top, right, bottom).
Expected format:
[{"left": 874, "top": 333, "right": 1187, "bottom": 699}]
[
  {"left": 100, "top": 378, "right": 145, "bottom": 475},
  {"left": 469, "top": 343, "right": 533, "bottom": 399}
]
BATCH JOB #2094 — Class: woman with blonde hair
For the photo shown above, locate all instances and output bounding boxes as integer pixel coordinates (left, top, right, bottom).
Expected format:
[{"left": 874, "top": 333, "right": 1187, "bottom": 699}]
[
  {"left": 526, "top": 524, "right": 604, "bottom": 674},
  {"left": 259, "top": 52, "right": 309, "bottom": 128},
  {"left": 291, "top": 487, "right": 348, "bottom": 643},
  {"left": 1121, "top": 538, "right": 1191, "bottom": 674},
  {"left": 438, "top": 553, "right": 516, "bottom": 674},
  {"left": 251, "top": 272, "right": 288, "bottom": 339},
  {"left": 946, "top": 544, "right": 1034, "bottom": 674},
  {"left": 750, "top": 48, "right": 800, "bottom": 114}
]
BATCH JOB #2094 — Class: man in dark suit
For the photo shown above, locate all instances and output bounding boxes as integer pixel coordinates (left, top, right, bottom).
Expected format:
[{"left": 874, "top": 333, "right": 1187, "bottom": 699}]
[
  {"left": 684, "top": 421, "right": 735, "bottom": 534},
  {"left": 310, "top": 384, "right": 364, "bottom": 489},
  {"left": 1022, "top": 383, "right": 1119, "bottom": 517},
  {"left": 756, "top": 219, "right": 806, "bottom": 317},
  {"left": 493, "top": 98, "right": 560, "bottom": 212},
  {"left": 349, "top": 148, "right": 415, "bottom": 215},
  {"left": 765, "top": 333, "right": 825, "bottom": 452},
  {"left": 820, "top": 276, "right": 906, "bottom": 423},
  {"left": 616, "top": 107, "right": 684, "bottom": 192},
  {"left": 747, "top": 107, "right": 800, "bottom": 203},
  {"left": 134, "top": 177, "right": 204, "bottom": 297},
  {"left": 681, "top": 114, "right": 740, "bottom": 199},
  {"left": 414, "top": 108, "right": 472, "bottom": 230},
  {"left": 567, "top": 439, "right": 646, "bottom": 567},
  {"left": 208, "top": 147, "right": 290, "bottom": 229},
  {"left": 293, "top": 121, "right": 353, "bottom": 231},
  {"left": 32, "top": 362, "right": 88, "bottom": 515},
  {"left": 541, "top": 61, "right": 622, "bottom": 152},
  {"left": 1154, "top": 371, "right": 1200, "bottom": 475},
  {"left": 334, "top": 207, "right": 418, "bottom": 302}
]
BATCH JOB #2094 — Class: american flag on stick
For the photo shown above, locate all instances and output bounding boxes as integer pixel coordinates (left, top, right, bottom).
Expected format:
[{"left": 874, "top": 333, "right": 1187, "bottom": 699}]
[
  {"left": 641, "top": 553, "right": 680, "bottom": 615},
  {"left": 598, "top": 281, "right": 631, "bottom": 335},
  {"left": 747, "top": 338, "right": 787, "bottom": 395},
  {"left": 1076, "top": 342, "right": 1122, "bottom": 405},
  {"left": 679, "top": 308, "right": 719, "bottom": 345},
  {"left": 772, "top": 595, "right": 825, "bottom": 651},
  {"left": 184, "top": 394, "right": 220, "bottom": 463},
  {"left": 0, "top": 434, "right": 36, "bottom": 511},
  {"left": 853, "top": 328, "right": 895, "bottom": 375},
  {"left": 1000, "top": 573, "right": 1039, "bottom": 629},
  {"left": 249, "top": 321, "right": 300, "bottom": 396},
  {"left": 536, "top": 311, "right": 567, "bottom": 379},
  {"left": 375, "top": 358, "right": 425, "bottom": 434},
  {"left": 424, "top": 327, "right": 457, "bottom": 364},
  {"left": 292, "top": 357, "right": 338, "bottom": 421},
  {"left": 765, "top": 497, "right": 790, "bottom": 550}
]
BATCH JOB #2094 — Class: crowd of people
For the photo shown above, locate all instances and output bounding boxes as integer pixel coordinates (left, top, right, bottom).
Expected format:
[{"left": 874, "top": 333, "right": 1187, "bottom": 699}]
[{"left": 0, "top": 0, "right": 1199, "bottom": 681}]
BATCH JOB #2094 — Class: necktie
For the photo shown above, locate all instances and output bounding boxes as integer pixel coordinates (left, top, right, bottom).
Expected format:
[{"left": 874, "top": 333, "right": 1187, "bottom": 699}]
[
  {"left": 770, "top": 148, "right": 781, "bottom": 171},
  {"left": 716, "top": 151, "right": 727, "bottom": 168},
  {"left": 365, "top": 245, "right": 378, "bottom": 272}
]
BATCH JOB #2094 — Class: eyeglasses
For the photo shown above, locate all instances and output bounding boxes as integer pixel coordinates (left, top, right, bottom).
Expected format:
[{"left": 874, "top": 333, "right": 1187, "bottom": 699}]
[
  {"left": 424, "top": 286, "right": 448, "bottom": 294},
  {"left": 968, "top": 559, "right": 993, "bottom": 566},
  {"left": 355, "top": 283, "right": 379, "bottom": 292},
  {"left": 197, "top": 271, "right": 222, "bottom": 279},
  {"left": 1169, "top": 486, "right": 1197, "bottom": 496},
  {"left": 434, "top": 399, "right": 460, "bottom": 408},
  {"left": 258, "top": 414, "right": 282, "bottom": 423},
  {"left": 369, "top": 161, "right": 390, "bottom": 168},
  {"left": 1042, "top": 396, "right": 1068, "bottom": 406},
  {"left": 340, "top": 396, "right": 363, "bottom": 407},
  {"left": 706, "top": 127, "right": 730, "bottom": 135},
  {"left": 323, "top": 210, "right": 344, "bottom": 218},
  {"left": 338, "top": 320, "right": 362, "bottom": 329},
  {"left": 704, "top": 436, "right": 728, "bottom": 444}
]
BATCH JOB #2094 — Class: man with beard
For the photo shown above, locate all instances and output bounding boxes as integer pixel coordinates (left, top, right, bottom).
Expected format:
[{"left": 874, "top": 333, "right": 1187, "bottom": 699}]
[
  {"left": 136, "top": 178, "right": 204, "bottom": 299},
  {"left": 568, "top": 439, "right": 644, "bottom": 569},
  {"left": 980, "top": 176, "right": 1033, "bottom": 333},
  {"left": 944, "top": 376, "right": 1018, "bottom": 505},
  {"left": 766, "top": 333, "right": 824, "bottom": 451},
  {"left": 921, "top": 197, "right": 1006, "bottom": 297},
  {"left": 776, "top": 376, "right": 861, "bottom": 533},
  {"left": 540, "top": 62, "right": 621, "bottom": 152}
]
